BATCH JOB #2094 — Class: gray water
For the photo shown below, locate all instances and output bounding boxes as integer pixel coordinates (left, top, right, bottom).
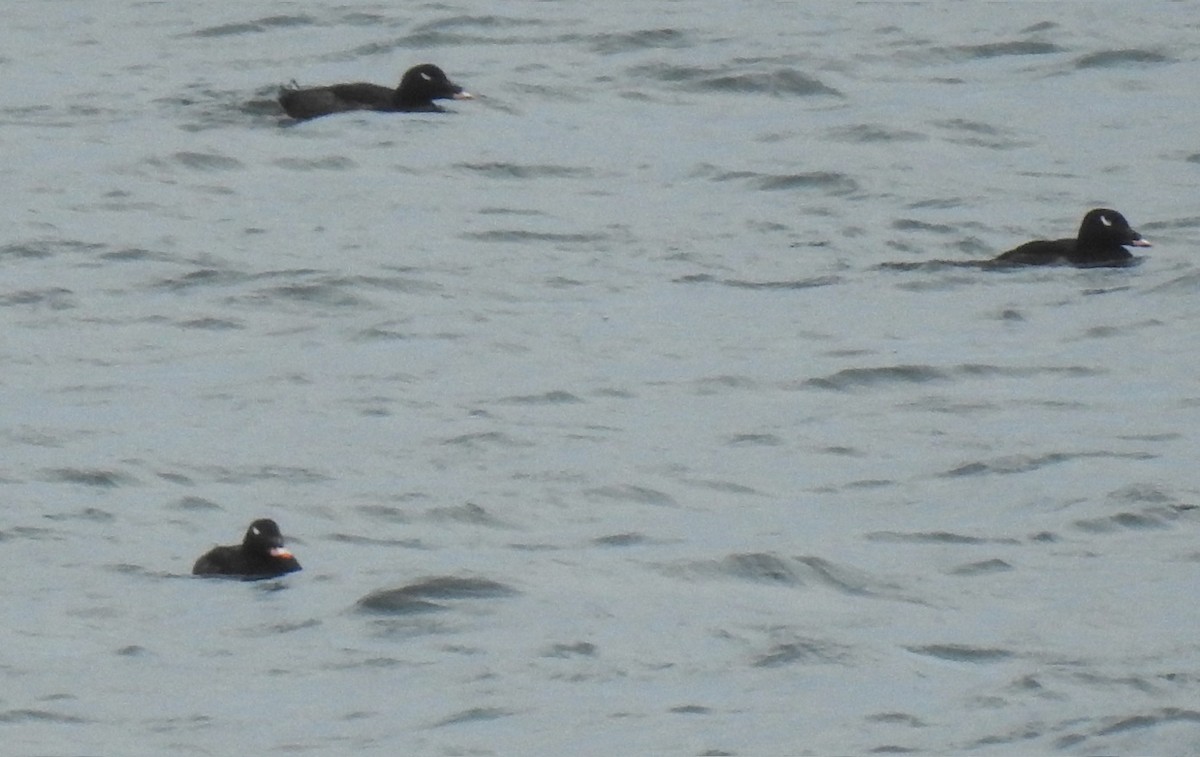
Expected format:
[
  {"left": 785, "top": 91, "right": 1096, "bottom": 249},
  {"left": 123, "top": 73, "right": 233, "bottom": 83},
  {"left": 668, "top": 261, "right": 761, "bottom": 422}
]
[{"left": 4, "top": 1, "right": 1200, "bottom": 754}]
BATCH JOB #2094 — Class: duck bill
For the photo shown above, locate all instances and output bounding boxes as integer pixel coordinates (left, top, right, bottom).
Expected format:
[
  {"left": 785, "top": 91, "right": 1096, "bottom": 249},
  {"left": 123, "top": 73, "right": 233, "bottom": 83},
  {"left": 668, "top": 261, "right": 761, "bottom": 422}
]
[
  {"left": 1129, "top": 237, "right": 1151, "bottom": 248},
  {"left": 452, "top": 91, "right": 474, "bottom": 100},
  {"left": 270, "top": 547, "right": 294, "bottom": 559}
]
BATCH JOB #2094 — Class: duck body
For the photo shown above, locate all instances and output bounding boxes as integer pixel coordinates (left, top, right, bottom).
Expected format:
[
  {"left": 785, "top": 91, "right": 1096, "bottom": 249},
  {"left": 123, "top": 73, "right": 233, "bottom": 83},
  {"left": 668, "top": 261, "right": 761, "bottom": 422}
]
[
  {"left": 989, "top": 208, "right": 1150, "bottom": 268},
  {"left": 279, "top": 64, "right": 472, "bottom": 121},
  {"left": 193, "top": 519, "right": 301, "bottom": 580}
]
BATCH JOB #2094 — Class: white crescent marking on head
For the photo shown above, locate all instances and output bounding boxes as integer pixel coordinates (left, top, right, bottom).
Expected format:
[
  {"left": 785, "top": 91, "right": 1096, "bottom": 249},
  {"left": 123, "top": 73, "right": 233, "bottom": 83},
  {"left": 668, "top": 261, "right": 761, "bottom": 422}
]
[
  {"left": 1100, "top": 214, "right": 1113, "bottom": 227},
  {"left": 251, "top": 527, "right": 261, "bottom": 536},
  {"left": 421, "top": 72, "right": 432, "bottom": 82}
]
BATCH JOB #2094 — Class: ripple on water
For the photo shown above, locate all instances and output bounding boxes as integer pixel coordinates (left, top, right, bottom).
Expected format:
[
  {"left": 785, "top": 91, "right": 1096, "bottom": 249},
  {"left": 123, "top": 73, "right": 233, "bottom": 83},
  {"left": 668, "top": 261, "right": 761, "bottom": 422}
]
[
  {"left": 167, "top": 151, "right": 245, "bottom": 171},
  {"left": 540, "top": 641, "right": 598, "bottom": 658},
  {"left": 802, "top": 364, "right": 949, "bottom": 391},
  {"left": 197, "top": 465, "right": 332, "bottom": 485},
  {"left": 930, "top": 118, "right": 1029, "bottom": 150},
  {"left": 456, "top": 162, "right": 598, "bottom": 180},
  {"left": 905, "top": 644, "right": 1015, "bottom": 664},
  {"left": 583, "top": 484, "right": 676, "bottom": 507},
  {"left": 942, "top": 450, "right": 1153, "bottom": 478},
  {"left": 0, "top": 288, "right": 75, "bottom": 309},
  {"left": 717, "top": 552, "right": 804, "bottom": 586},
  {"left": 42, "top": 468, "right": 133, "bottom": 488},
  {"left": 43, "top": 507, "right": 115, "bottom": 522},
  {"left": 272, "top": 156, "right": 358, "bottom": 171},
  {"left": 422, "top": 502, "right": 513, "bottom": 528},
  {"left": 496, "top": 390, "right": 584, "bottom": 405},
  {"left": 590, "top": 28, "right": 692, "bottom": 54},
  {"left": 1074, "top": 49, "right": 1174, "bottom": 69},
  {"left": 943, "top": 40, "right": 1065, "bottom": 60},
  {"left": 356, "top": 576, "right": 518, "bottom": 615},
  {"left": 827, "top": 124, "right": 927, "bottom": 144},
  {"left": 948, "top": 559, "right": 1015, "bottom": 576},
  {"left": 2, "top": 239, "right": 105, "bottom": 260},
  {"left": 462, "top": 229, "right": 612, "bottom": 246},
  {"left": 690, "top": 164, "right": 860, "bottom": 197},
  {"left": 431, "top": 707, "right": 514, "bottom": 727},
  {"left": 673, "top": 272, "right": 842, "bottom": 290},
  {"left": 865, "top": 531, "right": 1020, "bottom": 546},
  {"left": 151, "top": 268, "right": 251, "bottom": 293},
  {"left": 187, "top": 15, "right": 317, "bottom": 38},
  {"left": 0, "top": 709, "right": 89, "bottom": 724},
  {"left": 177, "top": 317, "right": 243, "bottom": 330},
  {"left": 591, "top": 532, "right": 652, "bottom": 547},
  {"left": 665, "top": 552, "right": 904, "bottom": 598},
  {"left": 1073, "top": 502, "right": 1198, "bottom": 534},
  {"left": 629, "top": 64, "right": 841, "bottom": 97},
  {"left": 752, "top": 637, "right": 853, "bottom": 668}
]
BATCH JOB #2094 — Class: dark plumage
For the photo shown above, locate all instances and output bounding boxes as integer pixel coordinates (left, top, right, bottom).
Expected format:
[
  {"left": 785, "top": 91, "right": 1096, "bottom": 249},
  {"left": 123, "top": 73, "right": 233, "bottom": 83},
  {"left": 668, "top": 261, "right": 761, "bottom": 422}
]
[
  {"left": 192, "top": 519, "right": 301, "bottom": 580},
  {"left": 989, "top": 208, "right": 1150, "bottom": 267},
  {"left": 279, "top": 63, "right": 473, "bottom": 121}
]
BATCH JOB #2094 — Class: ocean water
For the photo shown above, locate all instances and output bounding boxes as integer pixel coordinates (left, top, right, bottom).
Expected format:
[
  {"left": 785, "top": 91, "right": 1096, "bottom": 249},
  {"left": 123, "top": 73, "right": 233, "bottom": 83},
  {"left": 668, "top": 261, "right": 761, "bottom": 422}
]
[{"left": 3, "top": 1, "right": 1200, "bottom": 754}]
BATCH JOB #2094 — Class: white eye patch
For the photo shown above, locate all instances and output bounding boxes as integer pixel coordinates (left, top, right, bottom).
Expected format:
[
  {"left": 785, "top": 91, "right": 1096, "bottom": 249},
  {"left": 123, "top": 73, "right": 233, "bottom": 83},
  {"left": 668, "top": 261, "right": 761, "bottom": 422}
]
[
  {"left": 1100, "top": 214, "right": 1113, "bottom": 227},
  {"left": 251, "top": 526, "right": 261, "bottom": 536},
  {"left": 420, "top": 72, "right": 432, "bottom": 82}
]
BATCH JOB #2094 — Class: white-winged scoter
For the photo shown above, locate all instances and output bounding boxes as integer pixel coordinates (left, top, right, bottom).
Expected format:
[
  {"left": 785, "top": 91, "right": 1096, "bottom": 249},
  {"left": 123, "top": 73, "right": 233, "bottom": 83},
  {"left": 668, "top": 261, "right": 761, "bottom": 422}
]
[
  {"left": 989, "top": 208, "right": 1150, "bottom": 267},
  {"left": 279, "top": 63, "right": 473, "bottom": 121},
  {"left": 192, "top": 518, "right": 301, "bottom": 580}
]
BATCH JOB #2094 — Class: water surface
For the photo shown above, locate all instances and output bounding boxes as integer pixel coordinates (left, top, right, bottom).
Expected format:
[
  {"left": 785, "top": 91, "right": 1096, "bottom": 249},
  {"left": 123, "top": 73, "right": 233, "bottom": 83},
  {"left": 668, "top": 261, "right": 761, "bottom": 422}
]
[{"left": 3, "top": 1, "right": 1200, "bottom": 754}]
